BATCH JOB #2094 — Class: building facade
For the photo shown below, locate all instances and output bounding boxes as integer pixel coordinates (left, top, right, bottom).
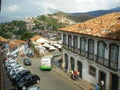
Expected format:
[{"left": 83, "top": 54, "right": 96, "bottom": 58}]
[{"left": 59, "top": 12, "right": 120, "bottom": 90}]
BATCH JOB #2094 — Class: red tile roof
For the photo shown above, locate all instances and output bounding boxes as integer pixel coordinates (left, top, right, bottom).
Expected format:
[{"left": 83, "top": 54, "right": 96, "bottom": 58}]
[
  {"left": 59, "top": 12, "right": 120, "bottom": 40},
  {"left": 0, "top": 36, "right": 9, "bottom": 42},
  {"left": 9, "top": 42, "right": 18, "bottom": 49},
  {"left": 11, "top": 39, "right": 26, "bottom": 45},
  {"left": 9, "top": 39, "right": 26, "bottom": 49}
]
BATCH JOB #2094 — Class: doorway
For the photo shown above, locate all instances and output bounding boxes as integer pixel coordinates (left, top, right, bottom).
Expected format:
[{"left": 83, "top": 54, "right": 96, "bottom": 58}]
[
  {"left": 99, "top": 71, "right": 106, "bottom": 87},
  {"left": 77, "top": 61, "right": 82, "bottom": 79},
  {"left": 70, "top": 57, "right": 75, "bottom": 71},
  {"left": 64, "top": 54, "right": 68, "bottom": 71},
  {"left": 111, "top": 74, "right": 118, "bottom": 90}
]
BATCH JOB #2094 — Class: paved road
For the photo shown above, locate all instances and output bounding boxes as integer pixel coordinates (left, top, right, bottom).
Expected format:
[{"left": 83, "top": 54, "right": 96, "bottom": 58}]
[
  {"left": 18, "top": 55, "right": 82, "bottom": 90},
  {"left": 3, "top": 54, "right": 82, "bottom": 90}
]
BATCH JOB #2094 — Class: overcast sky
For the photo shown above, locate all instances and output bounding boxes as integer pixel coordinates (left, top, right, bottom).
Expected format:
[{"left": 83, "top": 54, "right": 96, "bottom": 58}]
[{"left": 1, "top": 0, "right": 120, "bottom": 19}]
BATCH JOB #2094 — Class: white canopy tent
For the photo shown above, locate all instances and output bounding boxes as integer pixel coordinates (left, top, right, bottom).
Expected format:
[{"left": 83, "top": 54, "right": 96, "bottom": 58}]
[
  {"left": 53, "top": 43, "right": 62, "bottom": 49},
  {"left": 36, "top": 38, "right": 49, "bottom": 44},
  {"left": 48, "top": 46, "right": 56, "bottom": 51},
  {"left": 43, "top": 43, "right": 51, "bottom": 48}
]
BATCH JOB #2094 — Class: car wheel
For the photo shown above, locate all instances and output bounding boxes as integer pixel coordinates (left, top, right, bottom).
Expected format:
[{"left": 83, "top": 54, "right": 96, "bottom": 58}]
[
  {"left": 22, "top": 86, "right": 26, "bottom": 90},
  {"left": 37, "top": 80, "right": 40, "bottom": 83}
]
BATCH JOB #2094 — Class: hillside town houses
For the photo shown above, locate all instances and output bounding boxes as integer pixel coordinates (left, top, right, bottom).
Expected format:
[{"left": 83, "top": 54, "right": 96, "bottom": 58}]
[
  {"left": 58, "top": 12, "right": 120, "bottom": 90},
  {"left": 0, "top": 12, "right": 119, "bottom": 90}
]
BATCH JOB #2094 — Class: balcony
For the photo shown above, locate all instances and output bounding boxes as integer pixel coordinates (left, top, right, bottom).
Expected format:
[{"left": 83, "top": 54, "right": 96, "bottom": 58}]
[
  {"left": 96, "top": 55, "right": 118, "bottom": 71},
  {"left": 63, "top": 44, "right": 119, "bottom": 71},
  {"left": 73, "top": 47, "right": 78, "bottom": 53},
  {"left": 109, "top": 60, "right": 118, "bottom": 71},
  {"left": 87, "top": 52, "right": 94, "bottom": 60}
]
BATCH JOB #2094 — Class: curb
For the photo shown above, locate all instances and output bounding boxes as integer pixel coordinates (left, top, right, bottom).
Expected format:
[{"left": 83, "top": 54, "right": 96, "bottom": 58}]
[{"left": 52, "top": 67, "right": 85, "bottom": 90}]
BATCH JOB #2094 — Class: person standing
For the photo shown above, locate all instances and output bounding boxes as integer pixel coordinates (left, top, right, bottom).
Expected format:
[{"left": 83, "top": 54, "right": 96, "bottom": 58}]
[{"left": 100, "top": 80, "right": 105, "bottom": 90}]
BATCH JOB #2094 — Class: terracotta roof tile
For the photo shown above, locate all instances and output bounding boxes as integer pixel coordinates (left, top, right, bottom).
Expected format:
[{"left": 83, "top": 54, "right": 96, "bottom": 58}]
[
  {"left": 9, "top": 42, "right": 18, "bottom": 49},
  {"left": 59, "top": 12, "right": 120, "bottom": 40},
  {"left": 0, "top": 36, "right": 9, "bottom": 42},
  {"left": 11, "top": 39, "right": 26, "bottom": 45},
  {"left": 9, "top": 39, "right": 26, "bottom": 49}
]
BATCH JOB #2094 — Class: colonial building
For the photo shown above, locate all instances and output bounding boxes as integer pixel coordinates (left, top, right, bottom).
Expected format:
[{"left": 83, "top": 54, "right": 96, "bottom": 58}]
[{"left": 59, "top": 12, "right": 120, "bottom": 90}]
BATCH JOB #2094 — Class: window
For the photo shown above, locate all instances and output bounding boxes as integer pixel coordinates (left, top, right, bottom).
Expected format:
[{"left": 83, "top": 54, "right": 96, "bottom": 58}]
[
  {"left": 89, "top": 66, "right": 96, "bottom": 77},
  {"left": 70, "top": 57, "right": 75, "bottom": 71},
  {"left": 109, "top": 44, "right": 119, "bottom": 69},
  {"left": 73, "top": 35, "right": 78, "bottom": 52},
  {"left": 97, "top": 41, "right": 106, "bottom": 63},
  {"left": 88, "top": 39, "right": 94, "bottom": 60},
  {"left": 68, "top": 35, "right": 72, "bottom": 50},
  {"left": 80, "top": 37, "right": 86, "bottom": 56},
  {"left": 63, "top": 34, "right": 66, "bottom": 45},
  {"left": 65, "top": 54, "right": 68, "bottom": 70}
]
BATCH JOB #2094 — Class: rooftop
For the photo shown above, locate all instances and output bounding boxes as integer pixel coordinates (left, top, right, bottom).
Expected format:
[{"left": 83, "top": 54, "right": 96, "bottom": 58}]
[
  {"left": 59, "top": 12, "right": 120, "bottom": 41},
  {"left": 0, "top": 36, "right": 9, "bottom": 42},
  {"left": 30, "top": 35, "right": 42, "bottom": 42},
  {"left": 9, "top": 39, "right": 26, "bottom": 49}
]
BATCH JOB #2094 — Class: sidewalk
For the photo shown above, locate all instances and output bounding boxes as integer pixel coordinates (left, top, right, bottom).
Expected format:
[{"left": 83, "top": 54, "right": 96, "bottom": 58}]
[{"left": 52, "top": 66, "right": 95, "bottom": 90}]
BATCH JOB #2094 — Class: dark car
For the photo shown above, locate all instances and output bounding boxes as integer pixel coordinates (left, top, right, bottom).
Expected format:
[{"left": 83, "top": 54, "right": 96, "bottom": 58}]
[
  {"left": 24, "top": 58, "right": 31, "bottom": 65},
  {"left": 11, "top": 70, "right": 31, "bottom": 85},
  {"left": 16, "top": 74, "right": 40, "bottom": 90},
  {"left": 26, "top": 53, "right": 33, "bottom": 58}
]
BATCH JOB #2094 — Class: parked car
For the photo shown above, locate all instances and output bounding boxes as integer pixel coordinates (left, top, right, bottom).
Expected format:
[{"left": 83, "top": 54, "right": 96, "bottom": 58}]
[
  {"left": 11, "top": 70, "right": 31, "bottom": 84},
  {"left": 16, "top": 74, "right": 40, "bottom": 90},
  {"left": 7, "top": 64, "right": 24, "bottom": 74},
  {"left": 6, "top": 63, "right": 20, "bottom": 70},
  {"left": 5, "top": 61, "right": 17, "bottom": 69},
  {"left": 2, "top": 57, "right": 7, "bottom": 62},
  {"left": 24, "top": 58, "right": 31, "bottom": 65},
  {"left": 12, "top": 70, "right": 31, "bottom": 85},
  {"left": 26, "top": 53, "right": 33, "bottom": 58},
  {"left": 9, "top": 69, "right": 26, "bottom": 79}
]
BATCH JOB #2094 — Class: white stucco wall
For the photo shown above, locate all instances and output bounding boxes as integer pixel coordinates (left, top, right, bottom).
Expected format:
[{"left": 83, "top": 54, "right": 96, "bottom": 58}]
[{"left": 61, "top": 32, "right": 120, "bottom": 90}]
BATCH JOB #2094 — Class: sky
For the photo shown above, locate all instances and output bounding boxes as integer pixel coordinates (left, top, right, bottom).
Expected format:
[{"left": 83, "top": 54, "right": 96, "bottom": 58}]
[{"left": 0, "top": 0, "right": 120, "bottom": 21}]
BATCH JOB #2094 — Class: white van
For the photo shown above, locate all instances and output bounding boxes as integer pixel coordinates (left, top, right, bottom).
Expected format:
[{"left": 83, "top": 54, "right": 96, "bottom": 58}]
[{"left": 40, "top": 55, "right": 53, "bottom": 70}]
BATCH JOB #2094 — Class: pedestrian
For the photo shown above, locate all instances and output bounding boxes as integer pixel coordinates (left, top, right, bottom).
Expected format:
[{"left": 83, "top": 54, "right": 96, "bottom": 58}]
[
  {"left": 76, "top": 71, "right": 81, "bottom": 80},
  {"left": 73, "top": 71, "right": 77, "bottom": 80},
  {"left": 100, "top": 80, "right": 105, "bottom": 90},
  {"left": 70, "top": 70, "right": 74, "bottom": 79},
  {"left": 95, "top": 83, "right": 99, "bottom": 90}
]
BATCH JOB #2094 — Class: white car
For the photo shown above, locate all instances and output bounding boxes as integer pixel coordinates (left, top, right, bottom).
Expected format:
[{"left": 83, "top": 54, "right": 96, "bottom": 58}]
[
  {"left": 7, "top": 64, "right": 23, "bottom": 73},
  {"left": 4, "top": 58, "right": 15, "bottom": 64},
  {"left": 6, "top": 62, "right": 19, "bottom": 70},
  {"left": 8, "top": 68, "right": 24, "bottom": 76},
  {"left": 4, "top": 61, "right": 17, "bottom": 69}
]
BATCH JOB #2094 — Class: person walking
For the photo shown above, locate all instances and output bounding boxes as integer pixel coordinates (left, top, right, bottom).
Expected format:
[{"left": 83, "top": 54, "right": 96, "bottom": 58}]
[{"left": 95, "top": 83, "right": 99, "bottom": 90}]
